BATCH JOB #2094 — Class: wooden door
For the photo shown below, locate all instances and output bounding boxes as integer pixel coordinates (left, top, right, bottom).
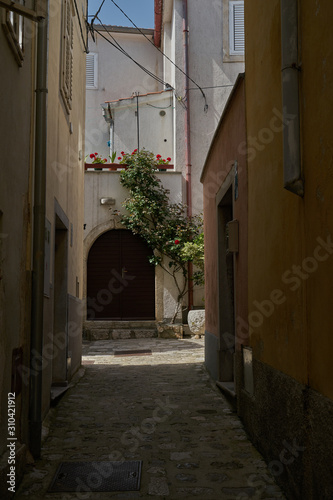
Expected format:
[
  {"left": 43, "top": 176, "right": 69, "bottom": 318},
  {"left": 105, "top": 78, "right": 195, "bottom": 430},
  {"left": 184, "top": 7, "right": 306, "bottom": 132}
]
[{"left": 87, "top": 230, "right": 155, "bottom": 320}]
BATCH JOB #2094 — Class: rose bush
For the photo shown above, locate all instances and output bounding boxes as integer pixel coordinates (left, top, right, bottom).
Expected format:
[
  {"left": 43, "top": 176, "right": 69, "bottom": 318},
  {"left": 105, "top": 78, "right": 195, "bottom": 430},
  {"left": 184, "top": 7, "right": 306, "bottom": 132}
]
[{"left": 119, "top": 149, "right": 204, "bottom": 322}]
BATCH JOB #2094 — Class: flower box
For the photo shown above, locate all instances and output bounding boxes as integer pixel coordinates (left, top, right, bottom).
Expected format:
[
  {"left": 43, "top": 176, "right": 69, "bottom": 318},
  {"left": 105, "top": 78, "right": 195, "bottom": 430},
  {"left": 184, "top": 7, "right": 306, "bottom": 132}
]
[
  {"left": 84, "top": 163, "right": 127, "bottom": 171},
  {"left": 84, "top": 163, "right": 174, "bottom": 172}
]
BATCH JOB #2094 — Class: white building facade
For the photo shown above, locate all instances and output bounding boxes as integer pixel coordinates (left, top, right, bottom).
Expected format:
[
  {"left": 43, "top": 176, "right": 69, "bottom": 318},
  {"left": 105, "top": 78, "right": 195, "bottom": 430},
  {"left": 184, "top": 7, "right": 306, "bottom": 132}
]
[{"left": 84, "top": 0, "right": 244, "bottom": 325}]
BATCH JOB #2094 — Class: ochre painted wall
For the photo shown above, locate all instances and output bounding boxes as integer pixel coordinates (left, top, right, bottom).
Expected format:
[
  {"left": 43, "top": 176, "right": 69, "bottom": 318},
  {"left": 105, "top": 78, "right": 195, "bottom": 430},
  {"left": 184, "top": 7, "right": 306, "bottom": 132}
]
[
  {"left": 202, "top": 77, "right": 247, "bottom": 345},
  {"left": 245, "top": 0, "right": 333, "bottom": 399},
  {"left": 300, "top": 0, "right": 333, "bottom": 399}
]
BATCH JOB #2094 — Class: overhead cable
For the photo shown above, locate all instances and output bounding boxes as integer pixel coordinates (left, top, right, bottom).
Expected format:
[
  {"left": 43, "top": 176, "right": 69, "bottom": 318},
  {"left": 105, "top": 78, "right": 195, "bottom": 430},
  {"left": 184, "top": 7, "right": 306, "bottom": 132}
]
[
  {"left": 94, "top": 18, "right": 187, "bottom": 109},
  {"left": 90, "top": 0, "right": 106, "bottom": 26},
  {"left": 108, "top": 0, "right": 208, "bottom": 110},
  {"left": 73, "top": 0, "right": 89, "bottom": 52},
  {"left": 188, "top": 85, "right": 235, "bottom": 90},
  {"left": 95, "top": 18, "right": 171, "bottom": 88},
  {"left": 147, "top": 103, "right": 172, "bottom": 109}
]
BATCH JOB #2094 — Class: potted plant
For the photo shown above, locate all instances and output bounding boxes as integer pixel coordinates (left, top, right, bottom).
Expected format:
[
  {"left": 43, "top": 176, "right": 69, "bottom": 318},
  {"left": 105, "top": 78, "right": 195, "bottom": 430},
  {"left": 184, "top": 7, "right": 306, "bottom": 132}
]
[{"left": 86, "top": 152, "right": 108, "bottom": 170}]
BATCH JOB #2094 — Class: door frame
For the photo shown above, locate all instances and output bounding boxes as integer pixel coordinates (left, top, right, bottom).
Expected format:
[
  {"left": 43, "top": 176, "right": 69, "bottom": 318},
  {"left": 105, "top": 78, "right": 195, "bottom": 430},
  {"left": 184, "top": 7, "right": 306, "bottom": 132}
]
[
  {"left": 52, "top": 199, "right": 69, "bottom": 384},
  {"left": 216, "top": 170, "right": 236, "bottom": 383},
  {"left": 84, "top": 221, "right": 159, "bottom": 321}
]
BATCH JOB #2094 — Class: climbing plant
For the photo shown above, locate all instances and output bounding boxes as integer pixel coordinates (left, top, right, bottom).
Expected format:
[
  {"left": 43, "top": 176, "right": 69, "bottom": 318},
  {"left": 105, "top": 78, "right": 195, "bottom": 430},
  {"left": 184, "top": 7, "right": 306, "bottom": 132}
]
[{"left": 119, "top": 149, "right": 204, "bottom": 323}]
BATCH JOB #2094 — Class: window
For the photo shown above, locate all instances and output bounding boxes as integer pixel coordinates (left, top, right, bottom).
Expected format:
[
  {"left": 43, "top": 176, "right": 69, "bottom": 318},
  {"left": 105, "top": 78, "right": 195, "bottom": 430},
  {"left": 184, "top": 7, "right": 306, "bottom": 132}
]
[
  {"left": 229, "top": 0, "right": 244, "bottom": 55},
  {"left": 60, "top": 0, "right": 74, "bottom": 113},
  {"left": 86, "top": 52, "right": 98, "bottom": 89},
  {"left": 2, "top": 4, "right": 24, "bottom": 65}
]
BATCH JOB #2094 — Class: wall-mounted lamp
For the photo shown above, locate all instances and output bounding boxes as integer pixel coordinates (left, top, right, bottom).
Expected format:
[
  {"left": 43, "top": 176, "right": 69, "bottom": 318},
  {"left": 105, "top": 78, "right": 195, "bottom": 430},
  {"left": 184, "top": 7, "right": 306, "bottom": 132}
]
[{"left": 100, "top": 198, "right": 115, "bottom": 205}]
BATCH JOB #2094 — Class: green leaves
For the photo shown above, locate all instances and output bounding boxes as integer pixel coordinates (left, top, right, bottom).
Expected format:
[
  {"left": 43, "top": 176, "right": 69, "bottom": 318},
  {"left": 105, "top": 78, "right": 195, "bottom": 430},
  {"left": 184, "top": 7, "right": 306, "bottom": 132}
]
[
  {"left": 109, "top": 151, "right": 117, "bottom": 163},
  {"left": 119, "top": 149, "right": 204, "bottom": 320}
]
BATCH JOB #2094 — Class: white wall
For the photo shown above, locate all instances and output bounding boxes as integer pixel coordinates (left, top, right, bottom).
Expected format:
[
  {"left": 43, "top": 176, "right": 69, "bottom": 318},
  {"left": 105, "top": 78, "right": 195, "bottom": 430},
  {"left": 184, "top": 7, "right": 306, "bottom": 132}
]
[
  {"left": 83, "top": 171, "right": 183, "bottom": 321},
  {"left": 110, "top": 91, "right": 174, "bottom": 161},
  {"left": 163, "top": 0, "right": 245, "bottom": 214},
  {"left": 84, "top": 171, "right": 182, "bottom": 235},
  {"left": 85, "top": 28, "right": 164, "bottom": 160}
]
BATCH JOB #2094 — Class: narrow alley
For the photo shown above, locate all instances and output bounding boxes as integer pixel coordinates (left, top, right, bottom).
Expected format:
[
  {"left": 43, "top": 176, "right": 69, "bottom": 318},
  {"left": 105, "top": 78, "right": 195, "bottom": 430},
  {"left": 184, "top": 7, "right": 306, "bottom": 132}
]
[{"left": 15, "top": 338, "right": 285, "bottom": 499}]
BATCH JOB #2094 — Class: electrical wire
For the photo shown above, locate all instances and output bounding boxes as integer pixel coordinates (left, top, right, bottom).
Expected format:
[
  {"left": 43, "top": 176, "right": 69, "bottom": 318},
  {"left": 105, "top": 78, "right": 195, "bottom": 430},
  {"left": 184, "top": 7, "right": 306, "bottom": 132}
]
[
  {"left": 146, "top": 103, "right": 172, "bottom": 109},
  {"left": 94, "top": 18, "right": 187, "bottom": 109},
  {"left": 187, "top": 85, "right": 234, "bottom": 90},
  {"left": 107, "top": 0, "right": 208, "bottom": 110},
  {"left": 95, "top": 19, "right": 170, "bottom": 88},
  {"left": 73, "top": 0, "right": 89, "bottom": 52},
  {"left": 90, "top": 0, "right": 106, "bottom": 26}
]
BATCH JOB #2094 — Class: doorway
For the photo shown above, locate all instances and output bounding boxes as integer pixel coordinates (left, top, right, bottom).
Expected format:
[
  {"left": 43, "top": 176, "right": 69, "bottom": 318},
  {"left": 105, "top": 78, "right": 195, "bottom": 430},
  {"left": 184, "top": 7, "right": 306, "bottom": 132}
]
[
  {"left": 87, "top": 229, "right": 155, "bottom": 320},
  {"left": 52, "top": 215, "right": 68, "bottom": 384},
  {"left": 217, "top": 186, "right": 235, "bottom": 383}
]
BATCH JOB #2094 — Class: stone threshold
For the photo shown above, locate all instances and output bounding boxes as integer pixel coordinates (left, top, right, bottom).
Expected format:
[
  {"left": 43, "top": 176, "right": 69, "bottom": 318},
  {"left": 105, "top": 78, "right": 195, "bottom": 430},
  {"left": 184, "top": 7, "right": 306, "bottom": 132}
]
[
  {"left": 83, "top": 320, "right": 158, "bottom": 341},
  {"left": 216, "top": 381, "right": 237, "bottom": 406}
]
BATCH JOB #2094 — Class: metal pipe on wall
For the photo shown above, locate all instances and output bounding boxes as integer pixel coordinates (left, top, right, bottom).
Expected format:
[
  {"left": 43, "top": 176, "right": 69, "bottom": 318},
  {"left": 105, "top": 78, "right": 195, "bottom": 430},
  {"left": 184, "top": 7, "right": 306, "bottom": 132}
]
[
  {"left": 136, "top": 92, "right": 140, "bottom": 151},
  {"left": 29, "top": 8, "right": 49, "bottom": 459},
  {"left": 183, "top": 0, "right": 193, "bottom": 311},
  {"left": 280, "top": 0, "right": 304, "bottom": 196}
]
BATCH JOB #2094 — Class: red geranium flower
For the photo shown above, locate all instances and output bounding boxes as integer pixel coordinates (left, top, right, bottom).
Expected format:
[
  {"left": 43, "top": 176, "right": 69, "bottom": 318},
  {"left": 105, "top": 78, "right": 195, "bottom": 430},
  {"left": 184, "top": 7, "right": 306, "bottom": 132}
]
[
  {"left": 174, "top": 239, "right": 180, "bottom": 244},
  {"left": 89, "top": 153, "right": 95, "bottom": 159},
  {"left": 133, "top": 149, "right": 138, "bottom": 153},
  {"left": 156, "top": 154, "right": 162, "bottom": 159},
  {"left": 167, "top": 157, "right": 171, "bottom": 161},
  {"left": 103, "top": 158, "right": 107, "bottom": 162},
  {"left": 121, "top": 151, "right": 125, "bottom": 155},
  {"left": 118, "top": 157, "right": 122, "bottom": 160}
]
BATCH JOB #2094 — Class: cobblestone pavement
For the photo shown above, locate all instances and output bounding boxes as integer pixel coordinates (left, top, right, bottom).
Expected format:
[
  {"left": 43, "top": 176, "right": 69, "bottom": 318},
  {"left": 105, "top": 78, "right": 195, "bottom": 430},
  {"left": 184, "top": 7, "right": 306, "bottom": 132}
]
[{"left": 15, "top": 338, "right": 286, "bottom": 499}]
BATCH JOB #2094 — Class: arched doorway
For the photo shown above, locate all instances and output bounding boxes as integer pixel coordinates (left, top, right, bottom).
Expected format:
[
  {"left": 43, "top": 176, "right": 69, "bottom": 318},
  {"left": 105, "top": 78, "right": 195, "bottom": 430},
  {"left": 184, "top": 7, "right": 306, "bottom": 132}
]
[{"left": 87, "top": 229, "right": 155, "bottom": 320}]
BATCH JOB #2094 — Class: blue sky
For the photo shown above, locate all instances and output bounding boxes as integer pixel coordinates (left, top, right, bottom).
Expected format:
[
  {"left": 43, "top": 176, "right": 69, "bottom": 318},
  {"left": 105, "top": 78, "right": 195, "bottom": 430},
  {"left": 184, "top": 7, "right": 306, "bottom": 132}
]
[{"left": 88, "top": 0, "right": 155, "bottom": 29}]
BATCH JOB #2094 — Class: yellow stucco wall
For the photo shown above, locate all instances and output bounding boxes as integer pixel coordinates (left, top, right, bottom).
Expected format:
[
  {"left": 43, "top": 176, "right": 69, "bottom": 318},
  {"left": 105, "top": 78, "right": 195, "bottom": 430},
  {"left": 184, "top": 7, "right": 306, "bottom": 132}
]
[
  {"left": 300, "top": 0, "right": 333, "bottom": 398},
  {"left": 42, "top": 0, "right": 86, "bottom": 415},
  {"left": 46, "top": 0, "right": 85, "bottom": 299},
  {"left": 245, "top": 0, "right": 333, "bottom": 399}
]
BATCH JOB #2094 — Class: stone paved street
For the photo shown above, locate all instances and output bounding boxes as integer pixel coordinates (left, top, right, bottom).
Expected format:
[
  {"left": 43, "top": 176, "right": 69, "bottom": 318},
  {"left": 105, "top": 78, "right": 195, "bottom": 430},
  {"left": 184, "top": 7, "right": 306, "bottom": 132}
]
[{"left": 15, "top": 338, "right": 286, "bottom": 499}]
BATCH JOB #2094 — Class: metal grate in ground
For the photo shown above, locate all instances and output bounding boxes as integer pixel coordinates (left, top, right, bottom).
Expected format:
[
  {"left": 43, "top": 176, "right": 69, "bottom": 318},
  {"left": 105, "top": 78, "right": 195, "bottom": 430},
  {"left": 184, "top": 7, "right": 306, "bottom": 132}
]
[{"left": 48, "top": 461, "right": 142, "bottom": 492}]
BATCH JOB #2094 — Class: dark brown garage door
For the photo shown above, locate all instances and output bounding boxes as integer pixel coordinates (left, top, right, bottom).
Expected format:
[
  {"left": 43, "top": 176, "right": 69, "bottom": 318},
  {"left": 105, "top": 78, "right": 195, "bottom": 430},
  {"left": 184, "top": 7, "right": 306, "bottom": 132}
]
[{"left": 87, "top": 230, "right": 155, "bottom": 320}]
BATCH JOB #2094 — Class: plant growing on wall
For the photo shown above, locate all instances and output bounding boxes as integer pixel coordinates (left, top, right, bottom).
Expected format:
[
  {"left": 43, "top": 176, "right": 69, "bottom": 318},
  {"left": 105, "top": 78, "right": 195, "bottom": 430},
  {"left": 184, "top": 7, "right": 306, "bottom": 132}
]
[{"left": 119, "top": 149, "right": 204, "bottom": 323}]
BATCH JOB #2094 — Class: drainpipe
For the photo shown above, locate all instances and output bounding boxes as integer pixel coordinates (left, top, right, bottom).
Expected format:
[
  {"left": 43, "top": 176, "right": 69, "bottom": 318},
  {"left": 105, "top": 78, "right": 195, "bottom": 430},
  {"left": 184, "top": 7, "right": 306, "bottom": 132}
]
[
  {"left": 280, "top": 0, "right": 303, "bottom": 196},
  {"left": 154, "top": 0, "right": 162, "bottom": 47},
  {"left": 183, "top": 0, "right": 193, "bottom": 311},
  {"left": 135, "top": 92, "right": 140, "bottom": 150},
  {"left": 29, "top": 7, "right": 49, "bottom": 459}
]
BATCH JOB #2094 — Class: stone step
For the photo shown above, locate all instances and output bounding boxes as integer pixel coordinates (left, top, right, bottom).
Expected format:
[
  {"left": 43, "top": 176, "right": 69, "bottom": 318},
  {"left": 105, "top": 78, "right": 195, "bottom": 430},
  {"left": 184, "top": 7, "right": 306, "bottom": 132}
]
[{"left": 83, "top": 321, "right": 157, "bottom": 341}]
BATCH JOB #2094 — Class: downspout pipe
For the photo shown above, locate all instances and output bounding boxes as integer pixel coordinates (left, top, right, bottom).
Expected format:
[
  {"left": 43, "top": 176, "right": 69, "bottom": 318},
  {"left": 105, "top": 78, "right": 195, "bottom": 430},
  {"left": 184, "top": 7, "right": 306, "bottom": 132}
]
[
  {"left": 29, "top": 7, "right": 49, "bottom": 459},
  {"left": 154, "top": 0, "right": 162, "bottom": 47},
  {"left": 183, "top": 0, "right": 193, "bottom": 311},
  {"left": 136, "top": 92, "right": 140, "bottom": 151},
  {"left": 280, "top": 0, "right": 303, "bottom": 196}
]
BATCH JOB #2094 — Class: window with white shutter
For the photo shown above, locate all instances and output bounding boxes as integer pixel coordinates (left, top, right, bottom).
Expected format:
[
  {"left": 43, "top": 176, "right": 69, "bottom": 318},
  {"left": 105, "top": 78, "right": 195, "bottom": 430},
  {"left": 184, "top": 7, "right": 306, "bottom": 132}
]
[
  {"left": 86, "top": 52, "right": 98, "bottom": 89},
  {"left": 60, "top": 0, "right": 74, "bottom": 113},
  {"left": 229, "top": 0, "right": 244, "bottom": 55}
]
